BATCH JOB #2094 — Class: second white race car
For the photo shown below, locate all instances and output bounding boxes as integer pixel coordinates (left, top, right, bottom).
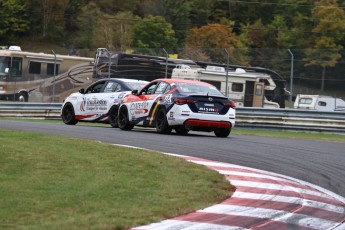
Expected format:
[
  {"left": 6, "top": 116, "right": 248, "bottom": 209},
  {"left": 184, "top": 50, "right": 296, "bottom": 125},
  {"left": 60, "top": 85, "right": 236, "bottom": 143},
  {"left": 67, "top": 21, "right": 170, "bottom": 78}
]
[{"left": 61, "top": 78, "right": 148, "bottom": 127}]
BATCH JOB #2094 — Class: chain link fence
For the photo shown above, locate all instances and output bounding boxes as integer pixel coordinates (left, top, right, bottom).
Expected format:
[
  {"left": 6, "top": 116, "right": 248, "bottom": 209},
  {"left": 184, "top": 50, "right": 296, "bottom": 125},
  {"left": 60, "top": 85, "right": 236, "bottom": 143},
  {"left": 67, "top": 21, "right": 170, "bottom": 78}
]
[{"left": 1, "top": 47, "right": 344, "bottom": 103}]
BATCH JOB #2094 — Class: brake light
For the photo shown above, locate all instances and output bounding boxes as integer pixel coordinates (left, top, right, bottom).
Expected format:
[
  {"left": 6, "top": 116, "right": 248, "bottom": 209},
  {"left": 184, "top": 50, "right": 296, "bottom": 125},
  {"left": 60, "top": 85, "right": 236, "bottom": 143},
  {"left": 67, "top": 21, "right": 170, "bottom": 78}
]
[
  {"left": 174, "top": 98, "right": 194, "bottom": 105},
  {"left": 223, "top": 101, "right": 236, "bottom": 108}
]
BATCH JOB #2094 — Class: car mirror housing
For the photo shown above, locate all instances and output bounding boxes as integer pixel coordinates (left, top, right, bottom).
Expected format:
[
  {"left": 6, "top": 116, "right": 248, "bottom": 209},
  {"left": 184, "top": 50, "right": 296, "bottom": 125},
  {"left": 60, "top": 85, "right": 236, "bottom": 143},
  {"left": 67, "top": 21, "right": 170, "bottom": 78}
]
[
  {"left": 79, "top": 88, "right": 85, "bottom": 94},
  {"left": 131, "top": 89, "right": 138, "bottom": 95}
]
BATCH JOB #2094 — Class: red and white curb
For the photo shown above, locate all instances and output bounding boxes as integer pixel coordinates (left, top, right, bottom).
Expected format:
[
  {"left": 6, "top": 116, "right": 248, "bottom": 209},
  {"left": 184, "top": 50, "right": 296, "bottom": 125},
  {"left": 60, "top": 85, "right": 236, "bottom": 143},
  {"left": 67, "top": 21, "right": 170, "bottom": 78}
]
[{"left": 132, "top": 154, "right": 345, "bottom": 230}]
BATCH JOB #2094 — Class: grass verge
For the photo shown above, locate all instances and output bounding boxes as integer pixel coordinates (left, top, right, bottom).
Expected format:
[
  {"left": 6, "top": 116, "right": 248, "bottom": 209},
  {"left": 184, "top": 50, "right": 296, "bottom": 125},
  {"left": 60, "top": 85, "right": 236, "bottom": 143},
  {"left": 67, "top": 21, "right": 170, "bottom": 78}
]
[{"left": 0, "top": 129, "right": 233, "bottom": 230}]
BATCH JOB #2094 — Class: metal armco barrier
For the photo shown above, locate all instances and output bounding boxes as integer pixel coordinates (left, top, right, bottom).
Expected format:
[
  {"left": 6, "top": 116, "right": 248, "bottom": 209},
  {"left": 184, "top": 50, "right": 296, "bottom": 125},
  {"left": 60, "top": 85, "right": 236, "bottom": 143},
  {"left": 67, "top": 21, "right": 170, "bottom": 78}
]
[{"left": 0, "top": 102, "right": 345, "bottom": 134}]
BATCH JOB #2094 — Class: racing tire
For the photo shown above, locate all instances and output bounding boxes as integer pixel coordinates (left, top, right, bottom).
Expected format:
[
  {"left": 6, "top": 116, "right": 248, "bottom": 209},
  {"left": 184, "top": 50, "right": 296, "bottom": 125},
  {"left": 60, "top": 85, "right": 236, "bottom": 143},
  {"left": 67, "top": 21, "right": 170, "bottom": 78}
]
[
  {"left": 174, "top": 126, "right": 189, "bottom": 135},
  {"left": 214, "top": 128, "right": 231, "bottom": 138},
  {"left": 108, "top": 105, "right": 119, "bottom": 128},
  {"left": 118, "top": 106, "right": 134, "bottom": 130},
  {"left": 61, "top": 103, "right": 78, "bottom": 125},
  {"left": 156, "top": 108, "right": 172, "bottom": 134}
]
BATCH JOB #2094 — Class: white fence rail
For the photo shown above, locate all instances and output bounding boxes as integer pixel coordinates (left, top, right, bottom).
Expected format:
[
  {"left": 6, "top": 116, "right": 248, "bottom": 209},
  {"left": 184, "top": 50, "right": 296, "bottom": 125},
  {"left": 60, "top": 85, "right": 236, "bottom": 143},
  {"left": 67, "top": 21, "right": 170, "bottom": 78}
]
[{"left": 1, "top": 102, "right": 345, "bottom": 134}]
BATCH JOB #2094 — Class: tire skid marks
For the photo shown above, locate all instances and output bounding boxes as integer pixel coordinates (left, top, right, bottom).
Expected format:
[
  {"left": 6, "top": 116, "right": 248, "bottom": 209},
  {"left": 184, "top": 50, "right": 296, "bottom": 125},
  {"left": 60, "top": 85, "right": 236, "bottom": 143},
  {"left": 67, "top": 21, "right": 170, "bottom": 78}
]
[
  {"left": 235, "top": 186, "right": 345, "bottom": 207},
  {"left": 132, "top": 220, "right": 249, "bottom": 230},
  {"left": 231, "top": 191, "right": 344, "bottom": 214}
]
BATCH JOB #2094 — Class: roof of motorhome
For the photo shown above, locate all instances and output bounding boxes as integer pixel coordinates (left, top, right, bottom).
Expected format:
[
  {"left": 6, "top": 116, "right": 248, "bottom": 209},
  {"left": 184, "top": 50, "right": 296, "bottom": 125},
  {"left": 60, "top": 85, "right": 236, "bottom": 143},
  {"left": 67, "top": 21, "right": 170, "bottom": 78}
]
[{"left": 0, "top": 49, "right": 93, "bottom": 61}]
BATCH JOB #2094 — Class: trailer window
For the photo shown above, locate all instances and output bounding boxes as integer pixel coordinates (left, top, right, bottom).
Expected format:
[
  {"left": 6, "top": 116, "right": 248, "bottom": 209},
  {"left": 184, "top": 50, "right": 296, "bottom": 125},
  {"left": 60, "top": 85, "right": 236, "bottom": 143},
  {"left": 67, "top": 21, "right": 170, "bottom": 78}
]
[
  {"left": 47, "top": 63, "right": 59, "bottom": 75},
  {"left": 232, "top": 83, "right": 243, "bottom": 92},
  {"left": 29, "top": 61, "right": 41, "bottom": 74},
  {"left": 299, "top": 98, "right": 312, "bottom": 104},
  {"left": 318, "top": 101, "right": 327, "bottom": 107},
  {"left": 255, "top": 84, "right": 263, "bottom": 95}
]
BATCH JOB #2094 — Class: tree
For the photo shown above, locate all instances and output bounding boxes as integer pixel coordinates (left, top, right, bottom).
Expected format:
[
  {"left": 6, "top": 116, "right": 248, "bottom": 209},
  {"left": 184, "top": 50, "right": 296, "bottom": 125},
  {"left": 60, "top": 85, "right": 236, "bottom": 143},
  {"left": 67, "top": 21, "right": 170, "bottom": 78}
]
[
  {"left": 0, "top": 0, "right": 29, "bottom": 43},
  {"left": 131, "top": 15, "right": 178, "bottom": 54},
  {"left": 162, "top": 0, "right": 192, "bottom": 45},
  {"left": 92, "top": 11, "right": 137, "bottom": 50},
  {"left": 73, "top": 2, "right": 102, "bottom": 49},
  {"left": 27, "top": 0, "right": 67, "bottom": 39},
  {"left": 184, "top": 24, "right": 248, "bottom": 65},
  {"left": 304, "top": 0, "right": 345, "bottom": 91}
]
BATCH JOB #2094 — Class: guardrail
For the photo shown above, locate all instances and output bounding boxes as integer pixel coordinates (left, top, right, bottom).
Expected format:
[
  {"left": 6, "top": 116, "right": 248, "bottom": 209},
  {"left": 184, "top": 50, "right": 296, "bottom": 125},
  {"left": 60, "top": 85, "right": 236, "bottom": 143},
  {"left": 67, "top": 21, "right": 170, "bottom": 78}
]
[{"left": 1, "top": 102, "right": 345, "bottom": 134}]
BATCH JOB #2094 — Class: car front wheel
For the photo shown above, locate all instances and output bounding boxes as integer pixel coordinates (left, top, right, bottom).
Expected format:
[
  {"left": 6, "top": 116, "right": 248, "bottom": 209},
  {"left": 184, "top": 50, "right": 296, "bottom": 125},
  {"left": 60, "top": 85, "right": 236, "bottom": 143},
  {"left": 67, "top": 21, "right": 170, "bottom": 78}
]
[
  {"left": 214, "top": 128, "right": 231, "bottom": 137},
  {"left": 108, "top": 105, "right": 119, "bottom": 128},
  {"left": 118, "top": 106, "right": 134, "bottom": 130},
  {"left": 61, "top": 103, "right": 78, "bottom": 125},
  {"left": 156, "top": 108, "right": 171, "bottom": 134}
]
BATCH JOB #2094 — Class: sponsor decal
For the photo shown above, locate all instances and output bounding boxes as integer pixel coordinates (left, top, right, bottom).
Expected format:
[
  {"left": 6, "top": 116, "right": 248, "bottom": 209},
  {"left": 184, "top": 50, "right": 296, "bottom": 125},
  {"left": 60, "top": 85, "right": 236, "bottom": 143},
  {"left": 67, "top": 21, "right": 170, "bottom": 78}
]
[
  {"left": 118, "top": 92, "right": 126, "bottom": 99},
  {"left": 80, "top": 97, "right": 86, "bottom": 112},
  {"left": 82, "top": 98, "right": 108, "bottom": 111},
  {"left": 163, "top": 94, "right": 173, "bottom": 103},
  {"left": 130, "top": 101, "right": 149, "bottom": 115},
  {"left": 199, "top": 107, "right": 219, "bottom": 113}
]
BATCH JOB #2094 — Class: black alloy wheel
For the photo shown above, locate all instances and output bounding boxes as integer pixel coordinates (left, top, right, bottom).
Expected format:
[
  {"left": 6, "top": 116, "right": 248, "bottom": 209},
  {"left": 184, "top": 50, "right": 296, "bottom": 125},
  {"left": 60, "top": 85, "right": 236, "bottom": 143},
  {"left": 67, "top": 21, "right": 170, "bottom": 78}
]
[
  {"left": 109, "top": 105, "right": 119, "bottom": 128},
  {"left": 214, "top": 128, "right": 231, "bottom": 137},
  {"left": 118, "top": 106, "right": 134, "bottom": 130},
  {"left": 61, "top": 103, "right": 78, "bottom": 125},
  {"left": 156, "top": 108, "right": 172, "bottom": 134},
  {"left": 174, "top": 126, "right": 189, "bottom": 135}
]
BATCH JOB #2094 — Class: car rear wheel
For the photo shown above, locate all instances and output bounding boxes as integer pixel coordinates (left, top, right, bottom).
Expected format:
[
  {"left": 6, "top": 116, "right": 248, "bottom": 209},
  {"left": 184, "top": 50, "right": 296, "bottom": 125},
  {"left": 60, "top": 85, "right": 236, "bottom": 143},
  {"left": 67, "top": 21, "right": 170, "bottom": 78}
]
[
  {"left": 118, "top": 106, "right": 134, "bottom": 130},
  {"left": 156, "top": 108, "right": 172, "bottom": 134},
  {"left": 174, "top": 126, "right": 189, "bottom": 135},
  {"left": 108, "top": 105, "right": 119, "bottom": 128},
  {"left": 61, "top": 103, "right": 78, "bottom": 125},
  {"left": 214, "top": 128, "right": 231, "bottom": 137}
]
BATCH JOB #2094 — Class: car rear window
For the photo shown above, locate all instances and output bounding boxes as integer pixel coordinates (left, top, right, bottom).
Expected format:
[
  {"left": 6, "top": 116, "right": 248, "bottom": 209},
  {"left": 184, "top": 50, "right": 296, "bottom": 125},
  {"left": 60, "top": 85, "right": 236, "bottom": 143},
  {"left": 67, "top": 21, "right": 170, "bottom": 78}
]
[
  {"left": 176, "top": 82, "right": 224, "bottom": 96},
  {"left": 127, "top": 82, "right": 148, "bottom": 90}
]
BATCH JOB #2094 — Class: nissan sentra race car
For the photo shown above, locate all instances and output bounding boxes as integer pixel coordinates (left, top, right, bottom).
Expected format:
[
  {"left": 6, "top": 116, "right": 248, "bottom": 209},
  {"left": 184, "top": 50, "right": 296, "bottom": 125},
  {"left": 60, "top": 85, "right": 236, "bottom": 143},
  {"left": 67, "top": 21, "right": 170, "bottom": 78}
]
[
  {"left": 61, "top": 78, "right": 148, "bottom": 127},
  {"left": 117, "top": 78, "right": 236, "bottom": 137}
]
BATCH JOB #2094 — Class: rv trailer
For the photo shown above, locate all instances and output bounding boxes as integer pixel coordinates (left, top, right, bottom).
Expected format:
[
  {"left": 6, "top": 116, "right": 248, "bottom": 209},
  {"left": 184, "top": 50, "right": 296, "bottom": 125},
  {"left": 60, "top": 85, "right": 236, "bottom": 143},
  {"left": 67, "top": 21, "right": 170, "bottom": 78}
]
[{"left": 172, "top": 64, "right": 280, "bottom": 108}]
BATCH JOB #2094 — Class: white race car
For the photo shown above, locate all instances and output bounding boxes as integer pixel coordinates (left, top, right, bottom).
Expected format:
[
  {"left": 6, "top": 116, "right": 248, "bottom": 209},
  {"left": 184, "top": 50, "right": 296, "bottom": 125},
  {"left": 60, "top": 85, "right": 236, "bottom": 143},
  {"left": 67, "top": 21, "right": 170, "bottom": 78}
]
[
  {"left": 118, "top": 78, "right": 236, "bottom": 137},
  {"left": 61, "top": 78, "right": 148, "bottom": 127}
]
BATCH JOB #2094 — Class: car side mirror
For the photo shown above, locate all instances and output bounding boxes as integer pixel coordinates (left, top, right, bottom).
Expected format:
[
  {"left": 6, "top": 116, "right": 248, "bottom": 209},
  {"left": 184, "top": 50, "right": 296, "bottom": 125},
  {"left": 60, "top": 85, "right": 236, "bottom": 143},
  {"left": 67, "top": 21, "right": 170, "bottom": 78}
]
[
  {"left": 131, "top": 89, "right": 138, "bottom": 95},
  {"left": 79, "top": 88, "right": 85, "bottom": 94}
]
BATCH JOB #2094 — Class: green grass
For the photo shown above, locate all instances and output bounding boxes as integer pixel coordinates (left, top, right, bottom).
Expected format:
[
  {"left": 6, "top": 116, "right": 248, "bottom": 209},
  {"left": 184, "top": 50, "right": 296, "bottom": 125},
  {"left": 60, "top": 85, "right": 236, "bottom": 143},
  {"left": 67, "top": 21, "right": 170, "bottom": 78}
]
[
  {"left": 0, "top": 129, "right": 232, "bottom": 230},
  {"left": 233, "top": 128, "right": 345, "bottom": 142}
]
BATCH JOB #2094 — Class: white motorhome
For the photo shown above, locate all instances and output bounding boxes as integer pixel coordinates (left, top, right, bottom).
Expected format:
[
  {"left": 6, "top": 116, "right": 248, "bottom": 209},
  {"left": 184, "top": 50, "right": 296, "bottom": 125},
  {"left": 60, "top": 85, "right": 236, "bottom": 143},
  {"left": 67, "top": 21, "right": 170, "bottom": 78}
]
[
  {"left": 171, "top": 64, "right": 280, "bottom": 108},
  {"left": 0, "top": 46, "right": 94, "bottom": 102},
  {"left": 294, "top": 94, "right": 345, "bottom": 112}
]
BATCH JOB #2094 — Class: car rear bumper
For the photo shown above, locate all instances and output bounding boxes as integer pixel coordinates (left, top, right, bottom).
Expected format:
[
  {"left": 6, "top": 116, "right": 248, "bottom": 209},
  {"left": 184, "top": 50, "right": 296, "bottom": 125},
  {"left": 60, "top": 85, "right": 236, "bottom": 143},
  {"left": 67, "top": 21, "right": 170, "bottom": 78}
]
[{"left": 184, "top": 119, "right": 232, "bottom": 129}]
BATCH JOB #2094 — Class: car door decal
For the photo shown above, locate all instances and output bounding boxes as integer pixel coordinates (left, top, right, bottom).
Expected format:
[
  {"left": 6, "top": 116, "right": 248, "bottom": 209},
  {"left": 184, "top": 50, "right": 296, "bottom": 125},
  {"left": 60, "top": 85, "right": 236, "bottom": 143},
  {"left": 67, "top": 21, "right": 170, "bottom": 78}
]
[{"left": 149, "top": 100, "right": 160, "bottom": 126}]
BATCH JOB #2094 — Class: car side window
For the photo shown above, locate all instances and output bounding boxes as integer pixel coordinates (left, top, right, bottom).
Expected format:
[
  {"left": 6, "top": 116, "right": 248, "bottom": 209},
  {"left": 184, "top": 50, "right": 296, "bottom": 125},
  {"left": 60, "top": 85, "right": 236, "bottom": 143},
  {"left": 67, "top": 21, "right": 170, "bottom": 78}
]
[
  {"left": 85, "top": 81, "right": 107, "bottom": 94},
  {"left": 140, "top": 82, "right": 159, "bottom": 95},
  {"left": 104, "top": 82, "right": 119, "bottom": 93},
  {"left": 154, "top": 82, "right": 169, "bottom": 94}
]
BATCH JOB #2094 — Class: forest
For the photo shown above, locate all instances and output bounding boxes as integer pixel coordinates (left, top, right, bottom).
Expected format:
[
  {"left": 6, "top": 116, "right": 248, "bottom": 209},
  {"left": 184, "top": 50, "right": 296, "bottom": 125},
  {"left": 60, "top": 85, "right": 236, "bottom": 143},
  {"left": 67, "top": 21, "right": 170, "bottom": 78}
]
[{"left": 2, "top": 0, "right": 345, "bottom": 96}]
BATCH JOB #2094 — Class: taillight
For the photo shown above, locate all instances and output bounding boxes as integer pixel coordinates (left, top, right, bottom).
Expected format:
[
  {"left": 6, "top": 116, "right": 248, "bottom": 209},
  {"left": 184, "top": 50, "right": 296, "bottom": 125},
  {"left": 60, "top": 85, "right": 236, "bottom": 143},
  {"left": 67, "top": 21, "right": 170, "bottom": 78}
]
[
  {"left": 223, "top": 101, "right": 236, "bottom": 108},
  {"left": 174, "top": 98, "right": 194, "bottom": 105}
]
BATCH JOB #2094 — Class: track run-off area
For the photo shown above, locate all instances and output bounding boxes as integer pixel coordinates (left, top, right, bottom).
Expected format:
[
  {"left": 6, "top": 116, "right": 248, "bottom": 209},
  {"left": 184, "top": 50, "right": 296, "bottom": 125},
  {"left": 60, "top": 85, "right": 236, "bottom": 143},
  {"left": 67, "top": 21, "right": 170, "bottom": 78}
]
[{"left": 1, "top": 120, "right": 344, "bottom": 229}]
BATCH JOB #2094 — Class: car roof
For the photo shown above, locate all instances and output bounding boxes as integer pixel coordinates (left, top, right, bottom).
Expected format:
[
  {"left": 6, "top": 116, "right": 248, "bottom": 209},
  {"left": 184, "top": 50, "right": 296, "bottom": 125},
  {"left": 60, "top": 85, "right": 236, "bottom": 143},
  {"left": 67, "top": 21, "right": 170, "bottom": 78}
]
[
  {"left": 153, "top": 78, "right": 211, "bottom": 85},
  {"left": 97, "top": 78, "right": 148, "bottom": 83}
]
